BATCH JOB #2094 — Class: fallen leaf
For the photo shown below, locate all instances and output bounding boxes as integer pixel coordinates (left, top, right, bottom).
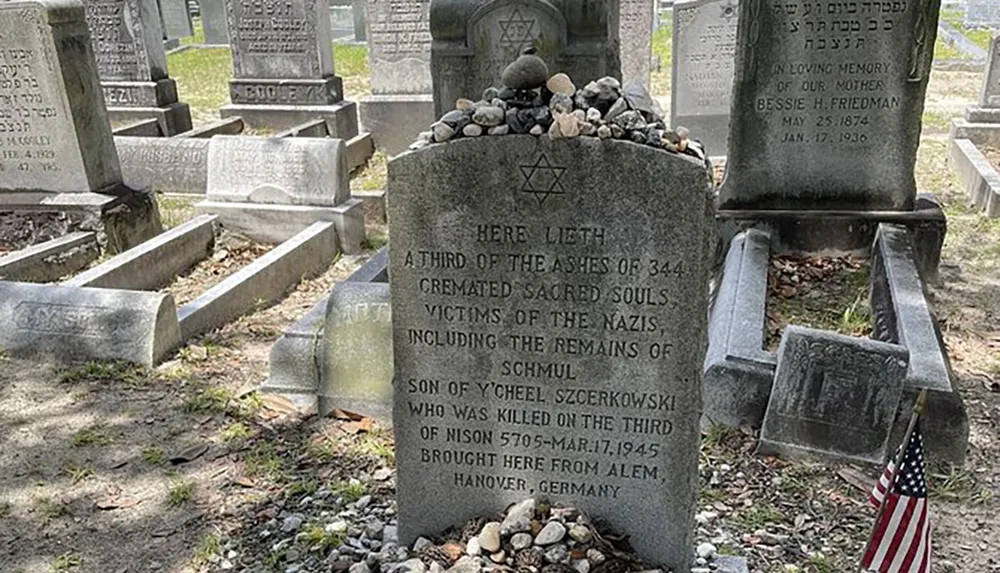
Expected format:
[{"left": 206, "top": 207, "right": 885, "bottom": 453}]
[
  {"left": 328, "top": 408, "right": 364, "bottom": 421},
  {"left": 373, "top": 468, "right": 393, "bottom": 481},
  {"left": 95, "top": 497, "right": 139, "bottom": 510},
  {"left": 343, "top": 417, "right": 374, "bottom": 434},
  {"left": 170, "top": 443, "right": 209, "bottom": 464},
  {"left": 232, "top": 476, "right": 255, "bottom": 488},
  {"left": 260, "top": 394, "right": 300, "bottom": 415},
  {"left": 836, "top": 467, "right": 871, "bottom": 493}
]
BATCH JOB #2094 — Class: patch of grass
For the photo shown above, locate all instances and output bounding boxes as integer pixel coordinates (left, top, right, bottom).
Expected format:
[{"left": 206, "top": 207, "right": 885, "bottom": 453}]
[
  {"left": 288, "top": 478, "right": 319, "bottom": 498},
  {"left": 33, "top": 496, "right": 67, "bottom": 521},
  {"left": 167, "top": 46, "right": 233, "bottom": 123},
  {"left": 0, "top": 348, "right": 7, "bottom": 362},
  {"left": 69, "top": 390, "right": 89, "bottom": 404},
  {"left": 805, "top": 554, "right": 836, "bottom": 573},
  {"left": 733, "top": 503, "right": 783, "bottom": 531},
  {"left": 930, "top": 467, "right": 991, "bottom": 503},
  {"left": 180, "top": 17, "right": 207, "bottom": 46},
  {"left": 220, "top": 421, "right": 253, "bottom": 445},
  {"left": 231, "top": 391, "right": 263, "bottom": 421},
  {"left": 168, "top": 476, "right": 195, "bottom": 507},
  {"left": 300, "top": 523, "right": 345, "bottom": 552},
  {"left": 183, "top": 385, "right": 234, "bottom": 414},
  {"left": 363, "top": 229, "right": 388, "bottom": 251},
  {"left": 650, "top": 22, "right": 672, "bottom": 96},
  {"left": 62, "top": 464, "right": 94, "bottom": 485},
  {"left": 702, "top": 423, "right": 739, "bottom": 450},
  {"left": 0, "top": 501, "right": 11, "bottom": 518},
  {"left": 193, "top": 532, "right": 221, "bottom": 566},
  {"left": 71, "top": 425, "right": 111, "bottom": 448},
  {"left": 335, "top": 43, "right": 371, "bottom": 100},
  {"left": 142, "top": 445, "right": 167, "bottom": 466},
  {"left": 156, "top": 195, "right": 199, "bottom": 228},
  {"left": 52, "top": 553, "right": 82, "bottom": 571},
  {"left": 934, "top": 36, "right": 968, "bottom": 61},
  {"left": 244, "top": 443, "right": 286, "bottom": 481},
  {"left": 352, "top": 150, "right": 388, "bottom": 190},
  {"left": 921, "top": 109, "right": 953, "bottom": 132},
  {"left": 349, "top": 429, "right": 396, "bottom": 466},
  {"left": 59, "top": 361, "right": 147, "bottom": 386},
  {"left": 332, "top": 480, "right": 367, "bottom": 503},
  {"left": 699, "top": 486, "right": 727, "bottom": 504}
]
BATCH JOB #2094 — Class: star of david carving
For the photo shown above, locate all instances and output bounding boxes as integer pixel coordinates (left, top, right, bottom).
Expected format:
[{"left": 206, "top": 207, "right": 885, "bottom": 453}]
[
  {"left": 720, "top": 0, "right": 737, "bottom": 20},
  {"left": 498, "top": 8, "right": 537, "bottom": 51},
  {"left": 519, "top": 154, "right": 567, "bottom": 205}
]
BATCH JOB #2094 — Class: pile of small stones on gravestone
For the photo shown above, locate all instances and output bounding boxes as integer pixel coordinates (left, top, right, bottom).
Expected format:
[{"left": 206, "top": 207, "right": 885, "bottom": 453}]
[
  {"left": 245, "top": 493, "right": 738, "bottom": 573},
  {"left": 409, "top": 49, "right": 707, "bottom": 163}
]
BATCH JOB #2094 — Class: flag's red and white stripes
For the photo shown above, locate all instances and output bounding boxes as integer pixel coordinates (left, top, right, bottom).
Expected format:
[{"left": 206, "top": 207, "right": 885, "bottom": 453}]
[
  {"left": 861, "top": 495, "right": 931, "bottom": 573},
  {"left": 869, "top": 460, "right": 895, "bottom": 508}
]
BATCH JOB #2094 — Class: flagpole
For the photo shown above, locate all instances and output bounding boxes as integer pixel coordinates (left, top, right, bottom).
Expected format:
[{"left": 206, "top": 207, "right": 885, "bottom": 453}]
[{"left": 858, "top": 389, "right": 928, "bottom": 572}]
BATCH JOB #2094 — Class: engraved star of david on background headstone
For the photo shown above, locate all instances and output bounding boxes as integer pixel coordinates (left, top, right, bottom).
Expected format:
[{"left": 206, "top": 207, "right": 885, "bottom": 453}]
[
  {"left": 720, "top": 0, "right": 737, "bottom": 20},
  {"left": 498, "top": 8, "right": 537, "bottom": 50},
  {"left": 520, "top": 154, "right": 566, "bottom": 204}
]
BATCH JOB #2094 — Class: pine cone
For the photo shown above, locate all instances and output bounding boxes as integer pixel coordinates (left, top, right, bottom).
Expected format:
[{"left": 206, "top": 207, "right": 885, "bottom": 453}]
[
  {"left": 460, "top": 517, "right": 486, "bottom": 543},
  {"left": 419, "top": 545, "right": 454, "bottom": 568},
  {"left": 514, "top": 547, "right": 544, "bottom": 570}
]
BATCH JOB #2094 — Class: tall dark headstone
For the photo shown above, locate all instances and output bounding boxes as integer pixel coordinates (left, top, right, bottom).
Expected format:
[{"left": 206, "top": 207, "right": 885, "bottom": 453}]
[
  {"left": 429, "top": 0, "right": 622, "bottom": 117},
  {"left": 359, "top": 0, "right": 435, "bottom": 155},
  {"left": 719, "top": 0, "right": 942, "bottom": 210},
  {"left": 670, "top": 0, "right": 738, "bottom": 157},
  {"left": 158, "top": 0, "right": 194, "bottom": 39},
  {"left": 388, "top": 135, "right": 714, "bottom": 571},
  {"left": 220, "top": 0, "right": 360, "bottom": 136},
  {"left": 0, "top": 0, "right": 162, "bottom": 250},
  {"left": 82, "top": 0, "right": 193, "bottom": 135}
]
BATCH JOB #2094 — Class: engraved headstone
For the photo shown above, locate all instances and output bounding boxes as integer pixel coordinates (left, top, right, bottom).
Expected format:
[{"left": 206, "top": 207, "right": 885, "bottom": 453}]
[
  {"left": 116, "top": 137, "right": 210, "bottom": 193},
  {"left": 719, "top": 0, "right": 941, "bottom": 210},
  {"left": 352, "top": 0, "right": 367, "bottom": 40},
  {"left": 430, "top": 0, "right": 622, "bottom": 117},
  {"left": 359, "top": 0, "right": 435, "bottom": 155},
  {"left": 158, "top": 0, "right": 194, "bottom": 38},
  {"left": 200, "top": 0, "right": 230, "bottom": 44},
  {"left": 221, "top": 0, "right": 359, "bottom": 135},
  {"left": 620, "top": 0, "right": 654, "bottom": 89},
  {"left": 82, "top": 0, "right": 192, "bottom": 134},
  {"left": 758, "top": 326, "right": 908, "bottom": 465},
  {"left": 388, "top": 135, "right": 714, "bottom": 570},
  {"left": 321, "top": 283, "right": 393, "bottom": 421},
  {"left": 670, "top": 0, "right": 738, "bottom": 157},
  {"left": 0, "top": 0, "right": 122, "bottom": 193}
]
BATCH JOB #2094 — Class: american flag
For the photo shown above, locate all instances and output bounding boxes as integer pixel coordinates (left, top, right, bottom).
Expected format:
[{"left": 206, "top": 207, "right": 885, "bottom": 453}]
[{"left": 861, "top": 422, "right": 931, "bottom": 573}]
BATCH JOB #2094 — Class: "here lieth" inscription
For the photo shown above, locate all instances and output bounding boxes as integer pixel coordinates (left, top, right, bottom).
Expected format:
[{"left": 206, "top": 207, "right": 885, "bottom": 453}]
[
  {"left": 720, "top": 0, "right": 941, "bottom": 211},
  {"left": 389, "top": 136, "right": 712, "bottom": 571}
]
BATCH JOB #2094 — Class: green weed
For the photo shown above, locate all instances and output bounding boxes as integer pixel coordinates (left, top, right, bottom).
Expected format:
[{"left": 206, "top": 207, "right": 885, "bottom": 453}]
[
  {"left": 71, "top": 425, "right": 111, "bottom": 447},
  {"left": 168, "top": 476, "right": 195, "bottom": 507}
]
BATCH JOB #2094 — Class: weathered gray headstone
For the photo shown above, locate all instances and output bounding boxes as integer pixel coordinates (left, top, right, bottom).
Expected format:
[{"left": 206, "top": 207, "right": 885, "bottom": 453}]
[
  {"left": 719, "top": 0, "right": 942, "bottom": 210},
  {"left": 221, "top": 0, "right": 359, "bottom": 135},
  {"left": 620, "top": 0, "right": 654, "bottom": 90},
  {"left": 82, "top": 0, "right": 192, "bottom": 134},
  {"left": 670, "top": 0, "right": 738, "bottom": 156},
  {"left": 429, "top": 0, "right": 622, "bottom": 117},
  {"left": 966, "top": 0, "right": 1000, "bottom": 27},
  {"left": 758, "top": 326, "right": 908, "bottom": 465},
  {"left": 389, "top": 135, "right": 713, "bottom": 570},
  {"left": 352, "top": 0, "right": 367, "bottom": 40},
  {"left": 0, "top": 0, "right": 122, "bottom": 193},
  {"left": 158, "top": 0, "right": 193, "bottom": 38},
  {"left": 321, "top": 283, "right": 393, "bottom": 421},
  {"left": 981, "top": 35, "right": 1000, "bottom": 109},
  {"left": 115, "top": 137, "right": 210, "bottom": 193},
  {"left": 206, "top": 136, "right": 350, "bottom": 206},
  {"left": 200, "top": 0, "right": 230, "bottom": 44},
  {"left": 359, "top": 0, "right": 434, "bottom": 155}
]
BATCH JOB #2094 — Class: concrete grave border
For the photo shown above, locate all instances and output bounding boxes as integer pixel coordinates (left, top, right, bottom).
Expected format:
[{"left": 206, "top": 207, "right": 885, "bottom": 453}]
[
  {"left": 0, "top": 232, "right": 98, "bottom": 283},
  {"left": 950, "top": 138, "right": 1000, "bottom": 217},
  {"left": 263, "top": 247, "right": 389, "bottom": 413}
]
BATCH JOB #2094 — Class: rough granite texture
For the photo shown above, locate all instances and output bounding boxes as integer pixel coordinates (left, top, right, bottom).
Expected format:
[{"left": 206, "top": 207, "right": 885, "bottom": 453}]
[
  {"left": 759, "top": 326, "right": 908, "bottom": 465},
  {"left": 388, "top": 135, "right": 713, "bottom": 570},
  {"left": 980, "top": 35, "right": 1000, "bottom": 109},
  {"left": 719, "top": 0, "right": 942, "bottom": 210}
]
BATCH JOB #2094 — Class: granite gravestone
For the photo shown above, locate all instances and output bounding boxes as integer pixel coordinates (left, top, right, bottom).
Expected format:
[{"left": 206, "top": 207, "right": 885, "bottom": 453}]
[
  {"left": 981, "top": 35, "right": 1000, "bottom": 109},
  {"left": 200, "top": 0, "right": 230, "bottom": 44},
  {"left": 388, "top": 135, "right": 713, "bottom": 570},
  {"left": 352, "top": 0, "right": 367, "bottom": 40},
  {"left": 719, "top": 0, "right": 942, "bottom": 210},
  {"left": 671, "top": 0, "right": 738, "bottom": 157},
  {"left": 321, "top": 282, "right": 393, "bottom": 421},
  {"left": 429, "top": 0, "right": 622, "bottom": 117},
  {"left": 0, "top": 0, "right": 162, "bottom": 251},
  {"left": 158, "top": 0, "right": 194, "bottom": 38},
  {"left": 359, "top": 0, "right": 435, "bottom": 155},
  {"left": 758, "top": 326, "right": 908, "bottom": 465},
  {"left": 620, "top": 0, "right": 654, "bottom": 90},
  {"left": 82, "top": 0, "right": 193, "bottom": 134},
  {"left": 220, "top": 0, "right": 359, "bottom": 135}
]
